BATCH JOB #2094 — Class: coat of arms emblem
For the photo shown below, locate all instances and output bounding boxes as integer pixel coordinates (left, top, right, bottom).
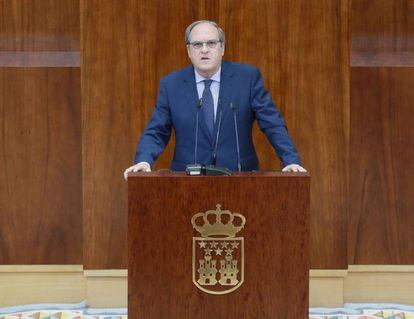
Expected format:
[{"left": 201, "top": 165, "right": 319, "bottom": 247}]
[{"left": 191, "top": 204, "right": 246, "bottom": 295}]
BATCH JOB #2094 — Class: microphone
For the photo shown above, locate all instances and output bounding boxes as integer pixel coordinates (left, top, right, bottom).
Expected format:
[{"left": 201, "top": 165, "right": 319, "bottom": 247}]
[
  {"left": 186, "top": 99, "right": 232, "bottom": 176},
  {"left": 194, "top": 98, "right": 203, "bottom": 164},
  {"left": 230, "top": 102, "right": 242, "bottom": 172},
  {"left": 211, "top": 99, "right": 223, "bottom": 166}
]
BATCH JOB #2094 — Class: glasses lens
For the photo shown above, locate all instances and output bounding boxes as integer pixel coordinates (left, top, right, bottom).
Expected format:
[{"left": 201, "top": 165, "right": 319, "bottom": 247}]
[
  {"left": 206, "top": 41, "right": 218, "bottom": 48},
  {"left": 190, "top": 40, "right": 220, "bottom": 50},
  {"left": 192, "top": 42, "right": 203, "bottom": 49}
]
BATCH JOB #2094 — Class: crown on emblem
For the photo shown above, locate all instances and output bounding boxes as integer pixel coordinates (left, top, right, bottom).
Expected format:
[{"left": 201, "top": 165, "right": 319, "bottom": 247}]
[{"left": 191, "top": 204, "right": 246, "bottom": 238}]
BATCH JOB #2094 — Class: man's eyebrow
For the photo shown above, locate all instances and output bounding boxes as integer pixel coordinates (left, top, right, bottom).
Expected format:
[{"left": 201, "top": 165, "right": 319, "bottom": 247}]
[{"left": 192, "top": 39, "right": 219, "bottom": 42}]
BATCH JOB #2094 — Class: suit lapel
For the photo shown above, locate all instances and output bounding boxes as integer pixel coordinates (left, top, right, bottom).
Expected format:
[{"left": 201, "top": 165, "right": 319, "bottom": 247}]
[{"left": 183, "top": 66, "right": 213, "bottom": 144}]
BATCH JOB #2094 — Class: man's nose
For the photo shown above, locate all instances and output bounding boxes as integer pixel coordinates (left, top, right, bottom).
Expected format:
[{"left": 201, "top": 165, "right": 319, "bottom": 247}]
[{"left": 200, "top": 43, "right": 209, "bottom": 52}]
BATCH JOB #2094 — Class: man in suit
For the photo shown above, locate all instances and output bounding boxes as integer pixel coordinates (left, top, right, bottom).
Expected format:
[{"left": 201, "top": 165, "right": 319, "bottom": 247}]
[{"left": 124, "top": 20, "right": 305, "bottom": 179}]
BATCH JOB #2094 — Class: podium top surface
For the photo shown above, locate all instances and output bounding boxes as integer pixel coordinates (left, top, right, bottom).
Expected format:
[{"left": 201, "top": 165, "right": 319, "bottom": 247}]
[{"left": 128, "top": 170, "right": 310, "bottom": 178}]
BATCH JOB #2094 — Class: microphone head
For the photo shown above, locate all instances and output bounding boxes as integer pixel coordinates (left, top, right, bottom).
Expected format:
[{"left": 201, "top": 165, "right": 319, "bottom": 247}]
[
  {"left": 198, "top": 98, "right": 203, "bottom": 108},
  {"left": 230, "top": 102, "right": 236, "bottom": 110}
]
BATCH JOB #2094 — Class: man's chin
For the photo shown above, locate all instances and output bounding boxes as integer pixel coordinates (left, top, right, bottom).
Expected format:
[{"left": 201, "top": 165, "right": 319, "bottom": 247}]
[
  {"left": 197, "top": 62, "right": 212, "bottom": 69},
  {"left": 196, "top": 64, "right": 218, "bottom": 74},
  {"left": 194, "top": 61, "right": 221, "bottom": 77}
]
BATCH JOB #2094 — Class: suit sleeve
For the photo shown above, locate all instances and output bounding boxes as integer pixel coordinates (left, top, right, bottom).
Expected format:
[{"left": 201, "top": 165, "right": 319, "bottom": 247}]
[
  {"left": 250, "top": 67, "right": 301, "bottom": 167},
  {"left": 134, "top": 78, "right": 172, "bottom": 166}
]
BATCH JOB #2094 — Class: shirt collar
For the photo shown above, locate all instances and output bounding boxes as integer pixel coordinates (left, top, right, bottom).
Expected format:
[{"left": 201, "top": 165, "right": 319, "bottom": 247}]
[{"left": 194, "top": 67, "right": 221, "bottom": 84}]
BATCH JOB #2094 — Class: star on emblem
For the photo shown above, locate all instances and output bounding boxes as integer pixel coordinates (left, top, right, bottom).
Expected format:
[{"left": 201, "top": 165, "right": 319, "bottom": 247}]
[
  {"left": 210, "top": 241, "right": 218, "bottom": 248},
  {"left": 225, "top": 248, "right": 234, "bottom": 255},
  {"left": 205, "top": 248, "right": 212, "bottom": 255},
  {"left": 215, "top": 248, "right": 223, "bottom": 255},
  {"left": 220, "top": 241, "right": 229, "bottom": 248},
  {"left": 199, "top": 241, "right": 207, "bottom": 248},
  {"left": 230, "top": 242, "right": 239, "bottom": 249}
]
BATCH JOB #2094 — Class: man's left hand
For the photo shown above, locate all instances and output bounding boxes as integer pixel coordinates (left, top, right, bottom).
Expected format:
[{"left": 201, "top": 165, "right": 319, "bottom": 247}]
[{"left": 282, "top": 164, "right": 307, "bottom": 172}]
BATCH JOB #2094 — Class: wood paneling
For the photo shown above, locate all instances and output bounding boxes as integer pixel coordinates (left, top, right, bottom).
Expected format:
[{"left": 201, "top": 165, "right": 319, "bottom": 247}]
[
  {"left": 0, "top": 67, "right": 82, "bottom": 264},
  {"left": 82, "top": 0, "right": 216, "bottom": 269},
  {"left": 82, "top": 1, "right": 139, "bottom": 269},
  {"left": 220, "top": 0, "right": 349, "bottom": 268},
  {"left": 349, "top": 68, "right": 414, "bottom": 264},
  {"left": 0, "top": 52, "right": 80, "bottom": 67},
  {"left": 351, "top": 0, "right": 414, "bottom": 66},
  {"left": 129, "top": 172, "right": 309, "bottom": 319},
  {"left": 351, "top": 52, "right": 414, "bottom": 67},
  {"left": 82, "top": 0, "right": 348, "bottom": 269},
  {"left": 0, "top": 0, "right": 80, "bottom": 51}
]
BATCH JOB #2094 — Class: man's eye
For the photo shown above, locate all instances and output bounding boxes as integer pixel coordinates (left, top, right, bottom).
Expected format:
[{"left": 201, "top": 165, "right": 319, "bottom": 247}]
[{"left": 193, "top": 42, "right": 202, "bottom": 48}]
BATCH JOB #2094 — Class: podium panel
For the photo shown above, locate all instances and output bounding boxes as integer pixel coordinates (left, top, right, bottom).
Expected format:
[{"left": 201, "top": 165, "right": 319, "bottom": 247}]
[{"left": 128, "top": 172, "right": 310, "bottom": 319}]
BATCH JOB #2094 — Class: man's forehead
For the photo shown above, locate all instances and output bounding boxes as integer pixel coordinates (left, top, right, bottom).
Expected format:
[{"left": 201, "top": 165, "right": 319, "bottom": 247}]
[{"left": 189, "top": 23, "right": 219, "bottom": 40}]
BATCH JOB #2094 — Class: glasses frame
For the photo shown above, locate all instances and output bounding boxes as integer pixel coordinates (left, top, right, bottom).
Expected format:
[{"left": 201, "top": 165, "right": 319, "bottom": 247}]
[{"left": 187, "top": 40, "right": 222, "bottom": 50}]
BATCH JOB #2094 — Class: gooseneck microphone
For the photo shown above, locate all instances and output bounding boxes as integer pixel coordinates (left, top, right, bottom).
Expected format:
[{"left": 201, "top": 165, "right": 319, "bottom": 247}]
[
  {"left": 194, "top": 98, "right": 203, "bottom": 164},
  {"left": 230, "top": 102, "right": 242, "bottom": 172},
  {"left": 211, "top": 99, "right": 223, "bottom": 166},
  {"left": 185, "top": 99, "right": 232, "bottom": 176}
]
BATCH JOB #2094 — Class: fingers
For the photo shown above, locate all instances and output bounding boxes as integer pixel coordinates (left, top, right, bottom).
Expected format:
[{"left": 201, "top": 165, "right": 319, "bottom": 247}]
[
  {"left": 281, "top": 164, "right": 293, "bottom": 172},
  {"left": 282, "top": 164, "right": 307, "bottom": 172},
  {"left": 124, "top": 163, "right": 151, "bottom": 180},
  {"left": 123, "top": 167, "right": 132, "bottom": 180},
  {"left": 297, "top": 165, "right": 307, "bottom": 172}
]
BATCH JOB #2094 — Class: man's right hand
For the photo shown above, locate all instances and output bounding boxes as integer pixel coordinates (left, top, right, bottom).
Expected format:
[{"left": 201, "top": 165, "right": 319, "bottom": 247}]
[{"left": 123, "top": 162, "right": 151, "bottom": 180}]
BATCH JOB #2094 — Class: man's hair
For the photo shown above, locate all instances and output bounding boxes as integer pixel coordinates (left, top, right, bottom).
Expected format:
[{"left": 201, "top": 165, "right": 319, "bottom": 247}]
[{"left": 185, "top": 20, "right": 225, "bottom": 44}]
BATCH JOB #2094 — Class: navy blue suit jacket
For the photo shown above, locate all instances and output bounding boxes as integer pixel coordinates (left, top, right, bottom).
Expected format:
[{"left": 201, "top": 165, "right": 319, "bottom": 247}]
[{"left": 135, "top": 61, "right": 301, "bottom": 171}]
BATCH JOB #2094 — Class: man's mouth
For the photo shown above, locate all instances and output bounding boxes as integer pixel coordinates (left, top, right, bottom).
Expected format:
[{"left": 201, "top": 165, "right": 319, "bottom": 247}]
[{"left": 201, "top": 57, "right": 210, "bottom": 61}]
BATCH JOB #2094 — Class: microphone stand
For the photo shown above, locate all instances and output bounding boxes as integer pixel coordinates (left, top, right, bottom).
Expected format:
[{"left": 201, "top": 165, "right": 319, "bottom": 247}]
[
  {"left": 231, "top": 102, "right": 242, "bottom": 172},
  {"left": 194, "top": 98, "right": 202, "bottom": 164},
  {"left": 186, "top": 99, "right": 232, "bottom": 176}
]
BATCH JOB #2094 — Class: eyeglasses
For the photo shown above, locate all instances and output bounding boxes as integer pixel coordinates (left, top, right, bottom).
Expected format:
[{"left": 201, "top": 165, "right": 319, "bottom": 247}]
[{"left": 188, "top": 40, "right": 222, "bottom": 50}]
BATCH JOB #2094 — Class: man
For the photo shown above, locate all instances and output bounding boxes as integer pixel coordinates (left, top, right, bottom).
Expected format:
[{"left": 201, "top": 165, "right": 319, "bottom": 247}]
[{"left": 124, "top": 20, "right": 305, "bottom": 179}]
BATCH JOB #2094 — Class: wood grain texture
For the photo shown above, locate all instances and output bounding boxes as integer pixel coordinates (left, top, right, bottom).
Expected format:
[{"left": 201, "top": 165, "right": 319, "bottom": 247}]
[
  {"left": 0, "top": 51, "right": 80, "bottom": 67},
  {"left": 0, "top": 67, "right": 82, "bottom": 264},
  {"left": 83, "top": 0, "right": 348, "bottom": 269},
  {"left": 351, "top": 51, "right": 414, "bottom": 67},
  {"left": 349, "top": 68, "right": 414, "bottom": 264},
  {"left": 219, "top": 0, "right": 349, "bottom": 269},
  {"left": 351, "top": 0, "right": 414, "bottom": 66},
  {"left": 81, "top": 0, "right": 142, "bottom": 269},
  {"left": 129, "top": 172, "right": 310, "bottom": 319},
  {"left": 0, "top": 0, "right": 80, "bottom": 51},
  {"left": 81, "top": 0, "right": 217, "bottom": 269}
]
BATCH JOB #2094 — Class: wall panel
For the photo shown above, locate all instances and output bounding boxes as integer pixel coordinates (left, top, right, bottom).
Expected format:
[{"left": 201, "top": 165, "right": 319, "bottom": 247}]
[
  {"left": 351, "top": 0, "right": 414, "bottom": 66},
  {"left": 349, "top": 68, "right": 414, "bottom": 264},
  {"left": 0, "top": 67, "right": 82, "bottom": 264},
  {"left": 220, "top": 0, "right": 349, "bottom": 268},
  {"left": 0, "top": 0, "right": 80, "bottom": 51},
  {"left": 0, "top": 1, "right": 81, "bottom": 265}
]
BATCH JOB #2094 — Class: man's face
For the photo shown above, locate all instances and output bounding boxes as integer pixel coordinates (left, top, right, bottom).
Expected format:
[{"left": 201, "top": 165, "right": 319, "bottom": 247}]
[{"left": 187, "top": 23, "right": 225, "bottom": 78}]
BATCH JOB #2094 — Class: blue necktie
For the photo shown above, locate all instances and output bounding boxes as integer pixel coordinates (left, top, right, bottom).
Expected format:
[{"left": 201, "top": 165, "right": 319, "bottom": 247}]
[{"left": 202, "top": 80, "right": 215, "bottom": 138}]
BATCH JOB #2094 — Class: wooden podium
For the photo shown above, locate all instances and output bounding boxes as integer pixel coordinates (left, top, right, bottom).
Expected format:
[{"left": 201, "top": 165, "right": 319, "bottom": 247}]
[{"left": 128, "top": 171, "right": 310, "bottom": 319}]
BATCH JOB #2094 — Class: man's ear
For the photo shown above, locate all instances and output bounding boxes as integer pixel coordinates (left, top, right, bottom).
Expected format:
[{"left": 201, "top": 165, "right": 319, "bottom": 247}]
[
  {"left": 187, "top": 46, "right": 191, "bottom": 58},
  {"left": 221, "top": 43, "right": 225, "bottom": 56}
]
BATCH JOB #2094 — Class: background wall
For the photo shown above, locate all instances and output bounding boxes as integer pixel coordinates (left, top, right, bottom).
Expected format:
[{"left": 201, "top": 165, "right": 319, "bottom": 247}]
[
  {"left": 0, "top": 0, "right": 412, "bottom": 269},
  {"left": 348, "top": 0, "right": 414, "bottom": 264},
  {"left": 0, "top": 0, "right": 82, "bottom": 264}
]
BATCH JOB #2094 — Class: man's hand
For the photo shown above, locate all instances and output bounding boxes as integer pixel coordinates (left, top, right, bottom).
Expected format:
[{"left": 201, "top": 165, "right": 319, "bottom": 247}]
[
  {"left": 123, "top": 162, "right": 151, "bottom": 180},
  {"left": 282, "top": 164, "right": 307, "bottom": 172}
]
